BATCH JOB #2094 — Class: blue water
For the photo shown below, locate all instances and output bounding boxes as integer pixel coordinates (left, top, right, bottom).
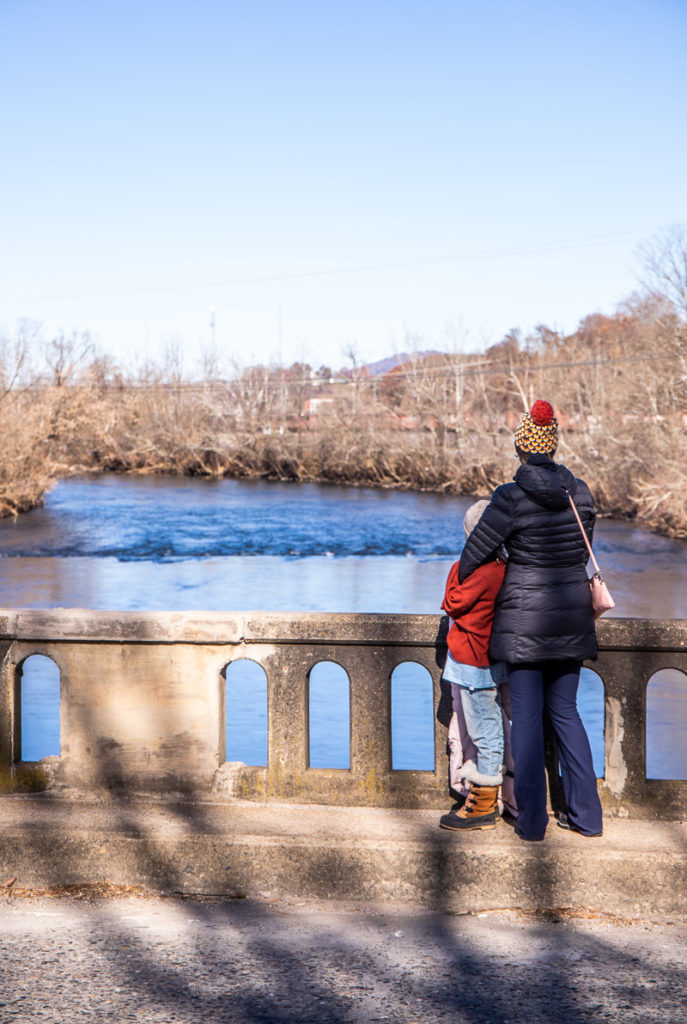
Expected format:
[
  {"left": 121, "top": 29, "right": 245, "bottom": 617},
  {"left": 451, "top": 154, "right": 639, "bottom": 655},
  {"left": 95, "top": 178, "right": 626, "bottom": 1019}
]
[
  {"left": 0, "top": 476, "right": 465, "bottom": 561},
  {"left": 8, "top": 475, "right": 687, "bottom": 778}
]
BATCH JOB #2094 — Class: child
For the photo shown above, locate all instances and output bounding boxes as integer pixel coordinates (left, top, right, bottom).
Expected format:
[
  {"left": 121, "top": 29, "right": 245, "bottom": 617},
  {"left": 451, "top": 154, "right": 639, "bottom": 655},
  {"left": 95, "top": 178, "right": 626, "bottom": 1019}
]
[{"left": 439, "top": 500, "right": 509, "bottom": 831}]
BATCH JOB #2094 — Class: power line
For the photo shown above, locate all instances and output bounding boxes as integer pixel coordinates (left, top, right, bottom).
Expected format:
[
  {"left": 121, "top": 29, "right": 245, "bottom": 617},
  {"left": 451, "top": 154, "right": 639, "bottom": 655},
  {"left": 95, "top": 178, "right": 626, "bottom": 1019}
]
[
  {"left": 34, "top": 228, "right": 656, "bottom": 303},
  {"left": 11, "top": 348, "right": 685, "bottom": 397}
]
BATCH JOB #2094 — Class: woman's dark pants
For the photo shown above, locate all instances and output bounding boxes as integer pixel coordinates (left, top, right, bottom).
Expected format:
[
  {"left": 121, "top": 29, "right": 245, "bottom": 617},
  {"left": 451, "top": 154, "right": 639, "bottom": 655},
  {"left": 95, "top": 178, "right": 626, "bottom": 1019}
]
[{"left": 507, "top": 659, "right": 603, "bottom": 840}]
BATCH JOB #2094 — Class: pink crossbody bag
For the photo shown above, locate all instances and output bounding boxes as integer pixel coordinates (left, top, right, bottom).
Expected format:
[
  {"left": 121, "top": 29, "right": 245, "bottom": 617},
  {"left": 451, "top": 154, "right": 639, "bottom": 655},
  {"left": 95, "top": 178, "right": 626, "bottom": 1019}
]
[{"left": 567, "top": 494, "right": 616, "bottom": 619}]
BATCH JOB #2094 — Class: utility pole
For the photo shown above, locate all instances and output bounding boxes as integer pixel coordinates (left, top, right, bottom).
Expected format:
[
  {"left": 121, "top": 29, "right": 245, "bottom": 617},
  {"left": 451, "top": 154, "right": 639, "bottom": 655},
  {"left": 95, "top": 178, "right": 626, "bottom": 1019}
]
[{"left": 209, "top": 306, "right": 216, "bottom": 349}]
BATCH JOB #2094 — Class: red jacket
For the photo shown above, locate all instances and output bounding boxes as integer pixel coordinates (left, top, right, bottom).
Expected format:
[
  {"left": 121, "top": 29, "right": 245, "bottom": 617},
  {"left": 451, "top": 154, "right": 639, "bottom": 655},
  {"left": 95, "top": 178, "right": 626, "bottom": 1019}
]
[{"left": 442, "top": 557, "right": 506, "bottom": 667}]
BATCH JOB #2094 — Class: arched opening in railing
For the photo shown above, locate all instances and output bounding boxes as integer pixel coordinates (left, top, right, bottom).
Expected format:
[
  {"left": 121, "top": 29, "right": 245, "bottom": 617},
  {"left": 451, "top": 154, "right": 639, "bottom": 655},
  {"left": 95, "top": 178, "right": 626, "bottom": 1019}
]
[
  {"left": 646, "top": 668, "right": 687, "bottom": 780},
  {"left": 308, "top": 661, "right": 350, "bottom": 769},
  {"left": 17, "top": 655, "right": 61, "bottom": 762},
  {"left": 391, "top": 661, "right": 434, "bottom": 770},
  {"left": 224, "top": 659, "right": 268, "bottom": 766},
  {"left": 578, "top": 667, "right": 605, "bottom": 778}
]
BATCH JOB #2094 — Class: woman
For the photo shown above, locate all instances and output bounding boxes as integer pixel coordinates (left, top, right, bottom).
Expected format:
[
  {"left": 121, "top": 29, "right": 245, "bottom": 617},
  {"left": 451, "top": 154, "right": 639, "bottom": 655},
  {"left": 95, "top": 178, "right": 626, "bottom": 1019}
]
[{"left": 458, "top": 400, "right": 603, "bottom": 841}]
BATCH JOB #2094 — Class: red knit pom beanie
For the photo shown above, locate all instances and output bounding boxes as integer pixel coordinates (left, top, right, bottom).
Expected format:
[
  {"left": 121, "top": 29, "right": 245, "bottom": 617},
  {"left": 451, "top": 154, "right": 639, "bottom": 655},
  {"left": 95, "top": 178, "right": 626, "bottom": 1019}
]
[{"left": 514, "top": 400, "right": 559, "bottom": 455}]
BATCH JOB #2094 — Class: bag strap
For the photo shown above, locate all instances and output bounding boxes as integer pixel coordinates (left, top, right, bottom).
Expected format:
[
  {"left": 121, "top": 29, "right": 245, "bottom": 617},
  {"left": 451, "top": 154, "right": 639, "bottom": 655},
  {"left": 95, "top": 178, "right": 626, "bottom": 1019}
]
[{"left": 567, "top": 492, "right": 601, "bottom": 575}]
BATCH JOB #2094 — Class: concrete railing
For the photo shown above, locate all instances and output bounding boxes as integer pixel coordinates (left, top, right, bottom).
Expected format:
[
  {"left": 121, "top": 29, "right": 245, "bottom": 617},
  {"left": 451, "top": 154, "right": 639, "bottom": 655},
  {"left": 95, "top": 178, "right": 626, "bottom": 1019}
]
[{"left": 1, "top": 611, "right": 686, "bottom": 819}]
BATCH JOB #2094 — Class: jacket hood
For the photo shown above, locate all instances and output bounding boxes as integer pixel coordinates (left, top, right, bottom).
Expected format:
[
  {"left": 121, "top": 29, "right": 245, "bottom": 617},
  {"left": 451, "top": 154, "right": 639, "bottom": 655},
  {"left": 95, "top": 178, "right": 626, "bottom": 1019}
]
[{"left": 514, "top": 454, "right": 577, "bottom": 510}]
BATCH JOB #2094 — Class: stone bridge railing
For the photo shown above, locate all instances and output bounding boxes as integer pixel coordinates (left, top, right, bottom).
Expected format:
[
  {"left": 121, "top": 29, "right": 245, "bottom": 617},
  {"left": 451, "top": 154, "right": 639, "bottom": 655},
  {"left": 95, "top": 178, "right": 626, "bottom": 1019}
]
[{"left": 1, "top": 611, "right": 686, "bottom": 819}]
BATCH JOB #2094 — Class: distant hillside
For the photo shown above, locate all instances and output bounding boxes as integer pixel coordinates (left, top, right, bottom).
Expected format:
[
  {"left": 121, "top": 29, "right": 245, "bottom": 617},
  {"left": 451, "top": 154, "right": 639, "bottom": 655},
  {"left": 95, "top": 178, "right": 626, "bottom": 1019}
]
[{"left": 360, "top": 351, "right": 440, "bottom": 377}]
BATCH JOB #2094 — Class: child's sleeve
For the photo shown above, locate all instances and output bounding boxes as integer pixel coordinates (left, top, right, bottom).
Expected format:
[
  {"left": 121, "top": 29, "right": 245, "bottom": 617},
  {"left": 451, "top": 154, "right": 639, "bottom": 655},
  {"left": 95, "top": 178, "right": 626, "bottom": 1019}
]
[{"left": 442, "top": 561, "right": 487, "bottom": 618}]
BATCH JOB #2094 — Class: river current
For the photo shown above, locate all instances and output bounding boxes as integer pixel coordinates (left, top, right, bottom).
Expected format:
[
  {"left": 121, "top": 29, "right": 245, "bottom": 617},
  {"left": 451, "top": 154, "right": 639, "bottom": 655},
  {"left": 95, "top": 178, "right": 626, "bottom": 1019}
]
[{"left": 5, "top": 475, "right": 687, "bottom": 779}]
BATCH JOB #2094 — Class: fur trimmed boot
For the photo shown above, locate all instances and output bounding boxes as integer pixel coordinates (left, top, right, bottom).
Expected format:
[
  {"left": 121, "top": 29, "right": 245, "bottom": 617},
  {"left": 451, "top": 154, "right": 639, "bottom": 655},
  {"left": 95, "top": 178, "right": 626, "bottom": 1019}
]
[
  {"left": 459, "top": 759, "right": 504, "bottom": 787},
  {"left": 439, "top": 783, "right": 499, "bottom": 831}
]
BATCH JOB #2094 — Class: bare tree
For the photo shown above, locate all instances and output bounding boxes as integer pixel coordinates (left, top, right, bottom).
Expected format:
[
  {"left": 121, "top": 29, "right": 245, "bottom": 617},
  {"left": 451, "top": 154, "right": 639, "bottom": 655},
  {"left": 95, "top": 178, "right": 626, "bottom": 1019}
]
[{"left": 637, "top": 225, "right": 687, "bottom": 318}]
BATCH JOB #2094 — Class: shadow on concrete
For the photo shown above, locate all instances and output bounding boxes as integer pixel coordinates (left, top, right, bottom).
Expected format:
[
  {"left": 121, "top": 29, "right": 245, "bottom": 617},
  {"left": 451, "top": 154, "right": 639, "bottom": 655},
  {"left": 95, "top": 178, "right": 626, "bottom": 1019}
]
[
  {"left": 4, "top": 617, "right": 687, "bottom": 1022},
  {"left": 5, "top": 755, "right": 687, "bottom": 1021},
  {"left": 3, "top": 885, "right": 687, "bottom": 1023},
  {"left": 4, "top": 798, "right": 687, "bottom": 1021}
]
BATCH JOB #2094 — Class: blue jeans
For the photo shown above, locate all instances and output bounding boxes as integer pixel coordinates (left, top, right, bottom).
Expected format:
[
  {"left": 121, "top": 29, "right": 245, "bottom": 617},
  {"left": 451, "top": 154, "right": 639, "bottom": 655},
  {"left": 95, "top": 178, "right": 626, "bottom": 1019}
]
[
  {"left": 507, "top": 659, "right": 603, "bottom": 840},
  {"left": 451, "top": 683, "right": 504, "bottom": 781}
]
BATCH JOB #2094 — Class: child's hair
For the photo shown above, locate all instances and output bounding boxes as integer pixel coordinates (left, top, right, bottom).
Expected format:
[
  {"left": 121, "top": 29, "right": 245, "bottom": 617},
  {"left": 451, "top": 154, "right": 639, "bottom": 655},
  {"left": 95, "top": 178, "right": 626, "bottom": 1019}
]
[{"left": 463, "top": 500, "right": 489, "bottom": 538}]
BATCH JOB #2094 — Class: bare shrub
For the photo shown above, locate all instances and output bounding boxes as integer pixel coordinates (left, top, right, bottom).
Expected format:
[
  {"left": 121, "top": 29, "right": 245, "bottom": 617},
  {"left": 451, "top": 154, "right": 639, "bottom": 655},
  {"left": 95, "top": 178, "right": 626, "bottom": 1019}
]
[{"left": 2, "top": 227, "right": 687, "bottom": 540}]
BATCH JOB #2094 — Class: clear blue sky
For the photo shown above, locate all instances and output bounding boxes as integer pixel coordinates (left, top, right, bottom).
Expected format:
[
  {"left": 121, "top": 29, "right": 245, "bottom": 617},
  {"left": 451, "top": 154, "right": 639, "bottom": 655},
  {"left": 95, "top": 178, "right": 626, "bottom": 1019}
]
[{"left": 1, "top": 0, "right": 686, "bottom": 373}]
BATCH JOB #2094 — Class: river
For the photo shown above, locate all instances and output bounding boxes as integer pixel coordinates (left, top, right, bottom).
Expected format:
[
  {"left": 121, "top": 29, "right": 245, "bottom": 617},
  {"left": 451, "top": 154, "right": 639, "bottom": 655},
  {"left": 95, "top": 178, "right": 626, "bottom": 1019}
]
[{"left": 5, "top": 475, "right": 687, "bottom": 779}]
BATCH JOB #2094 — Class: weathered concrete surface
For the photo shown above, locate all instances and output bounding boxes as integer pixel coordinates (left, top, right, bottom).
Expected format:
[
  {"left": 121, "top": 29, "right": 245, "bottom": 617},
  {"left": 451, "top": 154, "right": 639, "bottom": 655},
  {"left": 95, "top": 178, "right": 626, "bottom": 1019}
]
[
  {"left": 2, "top": 611, "right": 687, "bottom": 817},
  {"left": 1, "top": 795, "right": 687, "bottom": 918},
  {"left": 1, "top": 895, "right": 685, "bottom": 1024},
  {"left": 1, "top": 608, "right": 684, "bottom": 648}
]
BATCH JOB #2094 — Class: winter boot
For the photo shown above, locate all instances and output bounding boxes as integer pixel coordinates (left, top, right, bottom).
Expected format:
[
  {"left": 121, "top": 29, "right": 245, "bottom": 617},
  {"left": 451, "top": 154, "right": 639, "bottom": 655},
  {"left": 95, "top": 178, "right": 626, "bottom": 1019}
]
[{"left": 439, "top": 783, "right": 499, "bottom": 831}]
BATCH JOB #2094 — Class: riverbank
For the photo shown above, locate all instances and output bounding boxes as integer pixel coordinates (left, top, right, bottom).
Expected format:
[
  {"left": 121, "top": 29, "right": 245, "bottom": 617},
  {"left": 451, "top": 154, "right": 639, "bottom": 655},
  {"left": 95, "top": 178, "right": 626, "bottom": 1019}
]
[{"left": 3, "top": 298, "right": 687, "bottom": 536}]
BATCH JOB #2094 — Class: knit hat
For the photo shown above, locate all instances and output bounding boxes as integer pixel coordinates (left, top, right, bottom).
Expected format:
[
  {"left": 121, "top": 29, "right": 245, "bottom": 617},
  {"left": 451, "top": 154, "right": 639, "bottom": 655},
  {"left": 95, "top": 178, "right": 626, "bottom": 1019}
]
[
  {"left": 514, "top": 400, "right": 559, "bottom": 456},
  {"left": 463, "top": 499, "right": 489, "bottom": 538}
]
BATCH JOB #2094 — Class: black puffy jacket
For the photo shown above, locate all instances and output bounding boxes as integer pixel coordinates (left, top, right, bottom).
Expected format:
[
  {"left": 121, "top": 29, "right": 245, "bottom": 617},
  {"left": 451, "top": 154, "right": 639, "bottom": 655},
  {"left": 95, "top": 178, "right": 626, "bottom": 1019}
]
[{"left": 458, "top": 453, "right": 596, "bottom": 664}]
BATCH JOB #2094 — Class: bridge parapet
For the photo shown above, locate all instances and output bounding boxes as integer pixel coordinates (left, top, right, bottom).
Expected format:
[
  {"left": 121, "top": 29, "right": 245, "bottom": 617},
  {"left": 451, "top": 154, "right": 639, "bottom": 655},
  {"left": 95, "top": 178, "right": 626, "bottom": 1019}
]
[{"left": 0, "top": 611, "right": 685, "bottom": 818}]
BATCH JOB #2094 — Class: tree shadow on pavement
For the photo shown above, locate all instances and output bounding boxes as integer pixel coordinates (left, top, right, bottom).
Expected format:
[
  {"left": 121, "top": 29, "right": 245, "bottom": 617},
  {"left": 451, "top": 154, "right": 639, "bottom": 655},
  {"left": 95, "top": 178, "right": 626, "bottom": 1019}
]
[{"left": 2, "top": 885, "right": 687, "bottom": 1024}]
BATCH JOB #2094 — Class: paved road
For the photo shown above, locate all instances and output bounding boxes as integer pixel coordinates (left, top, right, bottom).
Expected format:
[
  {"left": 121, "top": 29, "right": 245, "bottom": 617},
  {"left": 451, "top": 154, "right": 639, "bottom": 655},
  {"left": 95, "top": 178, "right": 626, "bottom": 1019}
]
[{"left": 1, "top": 891, "right": 685, "bottom": 1023}]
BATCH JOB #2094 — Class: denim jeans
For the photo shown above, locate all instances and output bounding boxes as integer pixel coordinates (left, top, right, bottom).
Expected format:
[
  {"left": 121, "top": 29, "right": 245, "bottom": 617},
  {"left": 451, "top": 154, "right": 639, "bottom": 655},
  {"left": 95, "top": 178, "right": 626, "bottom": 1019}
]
[{"left": 451, "top": 682, "right": 504, "bottom": 779}]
